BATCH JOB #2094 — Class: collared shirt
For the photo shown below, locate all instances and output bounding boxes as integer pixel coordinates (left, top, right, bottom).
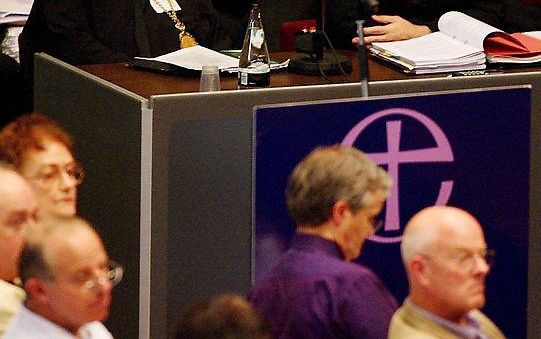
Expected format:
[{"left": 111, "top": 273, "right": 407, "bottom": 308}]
[
  {"left": 3, "top": 305, "right": 113, "bottom": 339},
  {"left": 408, "top": 300, "right": 489, "bottom": 339},
  {"left": 0, "top": 279, "right": 25, "bottom": 337},
  {"left": 249, "top": 233, "right": 398, "bottom": 339}
]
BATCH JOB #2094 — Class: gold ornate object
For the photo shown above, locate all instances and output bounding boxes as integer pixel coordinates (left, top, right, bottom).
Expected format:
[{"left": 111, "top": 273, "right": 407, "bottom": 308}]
[{"left": 151, "top": 0, "right": 198, "bottom": 48}]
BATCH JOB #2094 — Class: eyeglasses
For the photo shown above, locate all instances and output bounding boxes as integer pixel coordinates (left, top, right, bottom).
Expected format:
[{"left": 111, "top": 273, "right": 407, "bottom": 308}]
[
  {"left": 425, "top": 249, "right": 496, "bottom": 271},
  {"left": 449, "top": 249, "right": 496, "bottom": 271},
  {"left": 80, "top": 261, "right": 124, "bottom": 292},
  {"left": 27, "top": 163, "right": 84, "bottom": 189}
]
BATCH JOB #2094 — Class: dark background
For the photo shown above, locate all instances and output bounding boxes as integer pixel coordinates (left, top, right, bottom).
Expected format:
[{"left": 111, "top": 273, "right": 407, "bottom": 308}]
[{"left": 254, "top": 88, "right": 530, "bottom": 338}]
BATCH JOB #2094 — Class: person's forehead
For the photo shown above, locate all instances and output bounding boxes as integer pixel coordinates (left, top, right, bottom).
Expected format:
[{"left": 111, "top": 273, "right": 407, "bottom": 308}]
[
  {"left": 0, "top": 174, "right": 36, "bottom": 211},
  {"left": 434, "top": 225, "right": 487, "bottom": 252},
  {"left": 22, "top": 139, "right": 74, "bottom": 167},
  {"left": 44, "top": 227, "right": 107, "bottom": 272}
]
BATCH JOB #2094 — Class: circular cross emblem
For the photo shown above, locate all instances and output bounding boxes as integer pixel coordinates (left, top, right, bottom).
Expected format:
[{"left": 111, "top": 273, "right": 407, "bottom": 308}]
[{"left": 342, "top": 108, "right": 454, "bottom": 243}]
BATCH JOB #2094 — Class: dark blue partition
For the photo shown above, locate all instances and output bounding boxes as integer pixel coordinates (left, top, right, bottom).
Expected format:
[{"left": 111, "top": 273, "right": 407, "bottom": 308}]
[{"left": 254, "top": 87, "right": 531, "bottom": 339}]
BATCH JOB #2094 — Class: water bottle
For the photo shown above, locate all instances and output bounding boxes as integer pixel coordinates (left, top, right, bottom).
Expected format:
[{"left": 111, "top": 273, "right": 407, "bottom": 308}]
[{"left": 238, "top": 3, "right": 270, "bottom": 88}]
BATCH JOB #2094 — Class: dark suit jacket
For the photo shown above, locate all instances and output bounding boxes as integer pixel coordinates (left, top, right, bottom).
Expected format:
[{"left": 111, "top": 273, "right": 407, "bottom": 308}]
[
  {"left": 0, "top": 53, "right": 25, "bottom": 126},
  {"left": 20, "top": 0, "right": 244, "bottom": 65},
  {"left": 19, "top": 0, "right": 244, "bottom": 107}
]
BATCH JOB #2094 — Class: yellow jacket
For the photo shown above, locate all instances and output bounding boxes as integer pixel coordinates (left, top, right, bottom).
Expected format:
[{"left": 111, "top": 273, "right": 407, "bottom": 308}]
[{"left": 389, "top": 299, "right": 506, "bottom": 339}]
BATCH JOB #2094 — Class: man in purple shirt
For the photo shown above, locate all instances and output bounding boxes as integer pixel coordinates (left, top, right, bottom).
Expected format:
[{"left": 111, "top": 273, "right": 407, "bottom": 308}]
[{"left": 249, "top": 145, "right": 398, "bottom": 339}]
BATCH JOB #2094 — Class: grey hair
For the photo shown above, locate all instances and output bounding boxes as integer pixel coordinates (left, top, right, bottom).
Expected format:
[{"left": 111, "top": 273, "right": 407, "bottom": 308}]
[{"left": 286, "top": 145, "right": 391, "bottom": 226}]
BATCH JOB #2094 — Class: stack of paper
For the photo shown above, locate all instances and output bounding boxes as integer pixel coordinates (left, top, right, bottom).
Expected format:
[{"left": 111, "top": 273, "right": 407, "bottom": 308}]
[
  {"left": 0, "top": 0, "right": 32, "bottom": 25},
  {"left": 370, "top": 11, "right": 541, "bottom": 74},
  {"left": 370, "top": 32, "right": 486, "bottom": 74}
]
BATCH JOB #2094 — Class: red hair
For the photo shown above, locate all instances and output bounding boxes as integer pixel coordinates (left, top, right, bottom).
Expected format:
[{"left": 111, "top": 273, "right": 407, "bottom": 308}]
[{"left": 0, "top": 112, "right": 73, "bottom": 169}]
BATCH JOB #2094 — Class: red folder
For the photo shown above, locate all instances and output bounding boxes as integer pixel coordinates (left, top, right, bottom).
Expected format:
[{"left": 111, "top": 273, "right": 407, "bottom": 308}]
[{"left": 484, "top": 32, "right": 541, "bottom": 57}]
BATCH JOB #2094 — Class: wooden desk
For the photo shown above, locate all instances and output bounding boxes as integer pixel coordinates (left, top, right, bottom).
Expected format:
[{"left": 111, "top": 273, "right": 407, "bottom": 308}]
[
  {"left": 79, "top": 50, "right": 541, "bottom": 98},
  {"left": 79, "top": 52, "right": 404, "bottom": 98}
]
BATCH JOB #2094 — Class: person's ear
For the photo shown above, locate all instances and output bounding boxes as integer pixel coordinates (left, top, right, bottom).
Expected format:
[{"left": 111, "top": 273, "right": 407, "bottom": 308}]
[
  {"left": 25, "top": 278, "right": 50, "bottom": 305},
  {"left": 331, "top": 201, "right": 350, "bottom": 226},
  {"left": 410, "top": 256, "right": 430, "bottom": 285}
]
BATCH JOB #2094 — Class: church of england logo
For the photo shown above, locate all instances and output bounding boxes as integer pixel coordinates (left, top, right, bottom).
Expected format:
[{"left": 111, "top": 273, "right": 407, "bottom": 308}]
[{"left": 342, "top": 108, "right": 454, "bottom": 243}]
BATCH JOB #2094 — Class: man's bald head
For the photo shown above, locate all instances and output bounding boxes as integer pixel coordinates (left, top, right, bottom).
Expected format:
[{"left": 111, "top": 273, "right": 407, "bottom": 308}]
[
  {"left": 401, "top": 206, "right": 483, "bottom": 267},
  {"left": 19, "top": 217, "right": 102, "bottom": 283},
  {"left": 19, "top": 216, "right": 114, "bottom": 334},
  {"left": 400, "top": 206, "right": 490, "bottom": 322}
]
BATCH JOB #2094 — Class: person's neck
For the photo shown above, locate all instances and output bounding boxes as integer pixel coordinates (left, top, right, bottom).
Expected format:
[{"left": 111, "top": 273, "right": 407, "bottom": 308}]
[
  {"left": 297, "top": 222, "right": 336, "bottom": 242},
  {"left": 297, "top": 222, "right": 351, "bottom": 260},
  {"left": 26, "top": 300, "right": 82, "bottom": 335},
  {"left": 409, "top": 295, "right": 468, "bottom": 324}
]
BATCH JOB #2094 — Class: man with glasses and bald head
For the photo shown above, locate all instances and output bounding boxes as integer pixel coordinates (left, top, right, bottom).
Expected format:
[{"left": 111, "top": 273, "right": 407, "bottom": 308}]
[
  {"left": 4, "top": 216, "right": 123, "bottom": 339},
  {"left": 0, "top": 163, "right": 37, "bottom": 336},
  {"left": 389, "top": 206, "right": 505, "bottom": 338}
]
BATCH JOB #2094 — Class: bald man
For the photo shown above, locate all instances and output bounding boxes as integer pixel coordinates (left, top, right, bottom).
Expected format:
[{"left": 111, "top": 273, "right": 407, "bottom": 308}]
[
  {"left": 0, "top": 163, "right": 37, "bottom": 336},
  {"left": 388, "top": 206, "right": 505, "bottom": 338},
  {"left": 4, "top": 217, "right": 123, "bottom": 338}
]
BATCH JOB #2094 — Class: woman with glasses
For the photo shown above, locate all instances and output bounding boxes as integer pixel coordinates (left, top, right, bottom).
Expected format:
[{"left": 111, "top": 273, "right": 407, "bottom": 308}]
[{"left": 0, "top": 112, "right": 83, "bottom": 221}]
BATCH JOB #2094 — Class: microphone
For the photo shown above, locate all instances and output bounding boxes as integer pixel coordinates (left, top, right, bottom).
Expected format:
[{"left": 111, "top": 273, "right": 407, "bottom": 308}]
[{"left": 356, "top": 20, "right": 369, "bottom": 97}]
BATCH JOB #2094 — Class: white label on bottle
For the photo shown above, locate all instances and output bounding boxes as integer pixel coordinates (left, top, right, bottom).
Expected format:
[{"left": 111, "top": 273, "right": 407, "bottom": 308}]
[
  {"left": 250, "top": 28, "right": 265, "bottom": 49},
  {"left": 239, "top": 71, "right": 248, "bottom": 85},
  {"left": 150, "top": 0, "right": 181, "bottom": 13},
  {"left": 240, "top": 62, "right": 269, "bottom": 74}
]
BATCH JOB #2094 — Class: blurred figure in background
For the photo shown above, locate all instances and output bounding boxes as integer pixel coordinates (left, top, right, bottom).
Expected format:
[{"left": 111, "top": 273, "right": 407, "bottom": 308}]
[
  {"left": 249, "top": 145, "right": 397, "bottom": 338},
  {"left": 4, "top": 216, "right": 123, "bottom": 338},
  {"left": 175, "top": 294, "right": 272, "bottom": 339},
  {"left": 0, "top": 163, "right": 37, "bottom": 336},
  {"left": 0, "top": 28, "right": 26, "bottom": 125},
  {"left": 0, "top": 112, "right": 83, "bottom": 221}
]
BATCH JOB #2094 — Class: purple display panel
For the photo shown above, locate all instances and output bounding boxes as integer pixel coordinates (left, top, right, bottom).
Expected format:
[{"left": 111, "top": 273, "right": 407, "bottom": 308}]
[{"left": 253, "top": 87, "right": 530, "bottom": 339}]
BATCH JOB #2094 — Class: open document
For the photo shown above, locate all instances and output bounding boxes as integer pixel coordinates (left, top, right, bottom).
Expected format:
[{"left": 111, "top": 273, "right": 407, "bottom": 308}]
[
  {"left": 133, "top": 45, "right": 240, "bottom": 72},
  {"left": 370, "top": 11, "right": 541, "bottom": 74},
  {"left": 132, "top": 45, "right": 289, "bottom": 74}
]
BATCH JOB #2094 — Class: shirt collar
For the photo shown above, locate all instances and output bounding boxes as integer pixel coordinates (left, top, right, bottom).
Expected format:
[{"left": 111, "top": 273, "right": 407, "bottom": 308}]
[
  {"left": 407, "top": 299, "right": 489, "bottom": 339},
  {"left": 18, "top": 305, "right": 77, "bottom": 339},
  {"left": 17, "top": 306, "right": 107, "bottom": 339},
  {"left": 290, "top": 232, "right": 344, "bottom": 259}
]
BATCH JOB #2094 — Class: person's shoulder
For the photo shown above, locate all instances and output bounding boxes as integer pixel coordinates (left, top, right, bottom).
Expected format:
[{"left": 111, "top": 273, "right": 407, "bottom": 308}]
[
  {"left": 81, "top": 321, "right": 114, "bottom": 339},
  {"left": 0, "top": 280, "right": 25, "bottom": 310},
  {"left": 388, "top": 305, "right": 443, "bottom": 339},
  {"left": 340, "top": 260, "right": 383, "bottom": 282}
]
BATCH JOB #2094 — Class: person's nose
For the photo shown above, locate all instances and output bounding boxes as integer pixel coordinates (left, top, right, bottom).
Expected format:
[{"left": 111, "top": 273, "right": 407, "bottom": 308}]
[
  {"left": 58, "top": 170, "right": 78, "bottom": 189},
  {"left": 92, "top": 275, "right": 113, "bottom": 294},
  {"left": 473, "top": 255, "right": 490, "bottom": 275}
]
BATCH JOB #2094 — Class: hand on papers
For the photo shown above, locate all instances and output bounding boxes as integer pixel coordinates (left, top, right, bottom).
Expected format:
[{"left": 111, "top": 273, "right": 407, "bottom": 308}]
[{"left": 352, "top": 15, "right": 431, "bottom": 45}]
